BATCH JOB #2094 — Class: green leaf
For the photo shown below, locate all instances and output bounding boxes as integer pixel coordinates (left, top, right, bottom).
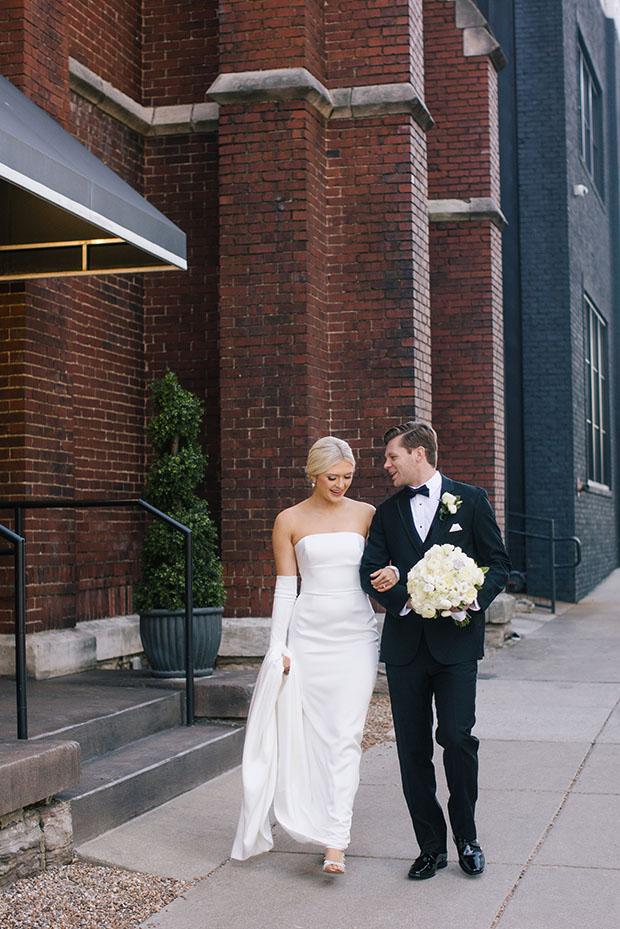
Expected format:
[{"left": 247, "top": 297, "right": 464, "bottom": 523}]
[{"left": 134, "top": 372, "right": 225, "bottom": 610}]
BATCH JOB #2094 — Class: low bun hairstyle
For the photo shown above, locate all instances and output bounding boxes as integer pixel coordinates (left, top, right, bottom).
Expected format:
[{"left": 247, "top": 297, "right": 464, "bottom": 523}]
[{"left": 305, "top": 436, "right": 356, "bottom": 483}]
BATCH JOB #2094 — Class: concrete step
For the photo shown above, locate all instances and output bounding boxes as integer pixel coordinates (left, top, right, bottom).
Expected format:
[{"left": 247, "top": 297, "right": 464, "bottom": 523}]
[
  {"left": 59, "top": 721, "right": 244, "bottom": 844},
  {"left": 30, "top": 690, "right": 184, "bottom": 762}
]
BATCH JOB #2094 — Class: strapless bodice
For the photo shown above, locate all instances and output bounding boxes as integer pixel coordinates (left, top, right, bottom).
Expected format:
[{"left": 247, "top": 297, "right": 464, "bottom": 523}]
[{"left": 294, "top": 531, "right": 366, "bottom": 595}]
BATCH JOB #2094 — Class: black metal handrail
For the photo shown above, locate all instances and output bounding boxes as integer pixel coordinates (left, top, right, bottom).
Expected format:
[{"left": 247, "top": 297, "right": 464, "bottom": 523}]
[
  {"left": 0, "top": 498, "right": 195, "bottom": 739},
  {"left": 0, "top": 522, "right": 27, "bottom": 738},
  {"left": 507, "top": 512, "right": 582, "bottom": 613}
]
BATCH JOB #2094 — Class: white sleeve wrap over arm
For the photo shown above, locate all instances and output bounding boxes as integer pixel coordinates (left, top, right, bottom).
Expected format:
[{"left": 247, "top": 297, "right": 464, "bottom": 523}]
[{"left": 268, "top": 575, "right": 297, "bottom": 649}]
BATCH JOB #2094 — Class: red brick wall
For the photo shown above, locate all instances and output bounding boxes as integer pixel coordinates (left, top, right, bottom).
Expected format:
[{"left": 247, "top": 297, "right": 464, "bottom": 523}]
[
  {"left": 219, "top": 0, "right": 324, "bottom": 79},
  {"left": 424, "top": 0, "right": 505, "bottom": 520},
  {"left": 70, "top": 94, "right": 143, "bottom": 188},
  {"left": 0, "top": 0, "right": 70, "bottom": 124},
  {"left": 218, "top": 100, "right": 330, "bottom": 615},
  {"left": 142, "top": 0, "right": 219, "bottom": 106},
  {"left": 143, "top": 131, "right": 221, "bottom": 509},
  {"left": 424, "top": 0, "right": 500, "bottom": 201},
  {"left": 66, "top": 0, "right": 141, "bottom": 101},
  {"left": 0, "top": 293, "right": 27, "bottom": 499},
  {"left": 325, "top": 0, "right": 424, "bottom": 87},
  {"left": 0, "top": 272, "right": 146, "bottom": 635},
  {"left": 429, "top": 223, "right": 505, "bottom": 515},
  {"left": 324, "top": 115, "right": 432, "bottom": 502}
]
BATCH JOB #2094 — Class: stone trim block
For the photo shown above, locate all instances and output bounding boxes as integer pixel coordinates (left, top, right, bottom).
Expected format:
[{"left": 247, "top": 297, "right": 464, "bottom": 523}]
[
  {"left": 485, "top": 593, "right": 515, "bottom": 648},
  {"left": 69, "top": 58, "right": 219, "bottom": 135},
  {"left": 447, "top": 0, "right": 507, "bottom": 72},
  {"left": 0, "top": 740, "right": 81, "bottom": 818},
  {"left": 219, "top": 617, "right": 270, "bottom": 657},
  {"left": 28, "top": 627, "right": 96, "bottom": 680},
  {"left": 77, "top": 615, "right": 141, "bottom": 662},
  {"left": 486, "top": 592, "right": 516, "bottom": 624},
  {"left": 208, "top": 68, "right": 433, "bottom": 129},
  {"left": 70, "top": 59, "right": 433, "bottom": 134},
  {"left": 194, "top": 669, "right": 257, "bottom": 718},
  {"left": 331, "top": 82, "right": 433, "bottom": 129},
  {"left": 428, "top": 197, "right": 508, "bottom": 230},
  {"left": 1, "top": 617, "right": 143, "bottom": 679},
  {"left": 208, "top": 67, "right": 334, "bottom": 117},
  {"left": 0, "top": 627, "right": 97, "bottom": 680}
]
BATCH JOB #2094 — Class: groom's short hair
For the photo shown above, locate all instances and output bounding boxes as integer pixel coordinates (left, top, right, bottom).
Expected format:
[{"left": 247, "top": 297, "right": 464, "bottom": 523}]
[{"left": 383, "top": 421, "right": 438, "bottom": 467}]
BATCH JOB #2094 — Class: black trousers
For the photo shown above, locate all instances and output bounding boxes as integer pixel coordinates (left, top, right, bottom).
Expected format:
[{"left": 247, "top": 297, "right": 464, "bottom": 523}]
[{"left": 386, "top": 636, "right": 479, "bottom": 854}]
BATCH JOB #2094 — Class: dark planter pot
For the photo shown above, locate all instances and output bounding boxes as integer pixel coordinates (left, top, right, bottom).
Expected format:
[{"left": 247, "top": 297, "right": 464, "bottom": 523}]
[{"left": 139, "top": 606, "right": 223, "bottom": 678}]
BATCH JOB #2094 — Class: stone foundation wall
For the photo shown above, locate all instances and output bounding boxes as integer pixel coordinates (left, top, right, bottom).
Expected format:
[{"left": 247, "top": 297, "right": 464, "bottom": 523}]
[{"left": 0, "top": 798, "right": 73, "bottom": 889}]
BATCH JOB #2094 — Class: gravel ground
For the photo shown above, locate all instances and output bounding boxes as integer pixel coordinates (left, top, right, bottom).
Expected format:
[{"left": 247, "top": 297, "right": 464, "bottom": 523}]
[
  {"left": 0, "top": 862, "right": 189, "bottom": 929},
  {"left": 362, "top": 693, "right": 394, "bottom": 751},
  {"left": 0, "top": 695, "right": 394, "bottom": 928}
]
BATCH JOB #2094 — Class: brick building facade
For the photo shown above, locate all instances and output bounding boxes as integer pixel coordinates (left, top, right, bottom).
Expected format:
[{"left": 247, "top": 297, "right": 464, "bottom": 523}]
[
  {"left": 486, "top": 0, "right": 620, "bottom": 600},
  {"left": 0, "top": 1, "right": 507, "bottom": 651}
]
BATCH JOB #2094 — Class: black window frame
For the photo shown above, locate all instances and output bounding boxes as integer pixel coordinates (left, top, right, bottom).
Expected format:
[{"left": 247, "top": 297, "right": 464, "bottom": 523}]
[
  {"left": 584, "top": 294, "right": 611, "bottom": 488},
  {"left": 578, "top": 40, "right": 604, "bottom": 198}
]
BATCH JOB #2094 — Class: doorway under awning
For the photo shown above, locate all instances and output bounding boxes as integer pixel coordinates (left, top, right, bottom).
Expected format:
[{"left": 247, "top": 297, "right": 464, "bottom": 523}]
[{"left": 0, "top": 74, "right": 187, "bottom": 281}]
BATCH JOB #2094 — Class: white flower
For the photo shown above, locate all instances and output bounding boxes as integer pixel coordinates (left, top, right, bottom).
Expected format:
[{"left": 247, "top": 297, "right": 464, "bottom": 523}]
[
  {"left": 406, "top": 544, "right": 487, "bottom": 627},
  {"left": 439, "top": 491, "right": 463, "bottom": 521}
]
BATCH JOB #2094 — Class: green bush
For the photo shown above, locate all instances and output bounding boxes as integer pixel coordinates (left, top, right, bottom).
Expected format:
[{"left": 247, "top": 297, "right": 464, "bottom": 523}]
[{"left": 134, "top": 371, "right": 226, "bottom": 611}]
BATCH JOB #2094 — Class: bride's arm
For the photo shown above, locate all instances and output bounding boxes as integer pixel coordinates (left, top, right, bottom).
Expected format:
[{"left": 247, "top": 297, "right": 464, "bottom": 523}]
[{"left": 270, "top": 513, "right": 298, "bottom": 673}]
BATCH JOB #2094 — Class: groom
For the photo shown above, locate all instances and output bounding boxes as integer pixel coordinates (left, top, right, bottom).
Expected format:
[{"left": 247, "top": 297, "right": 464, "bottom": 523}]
[{"left": 360, "top": 421, "right": 510, "bottom": 880}]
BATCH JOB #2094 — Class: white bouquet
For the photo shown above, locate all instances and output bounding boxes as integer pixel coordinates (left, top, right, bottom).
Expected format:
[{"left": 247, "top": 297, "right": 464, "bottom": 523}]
[{"left": 406, "top": 544, "right": 488, "bottom": 627}]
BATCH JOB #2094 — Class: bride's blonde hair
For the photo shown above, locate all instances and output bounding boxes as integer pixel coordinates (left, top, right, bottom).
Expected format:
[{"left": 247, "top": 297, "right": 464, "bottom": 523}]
[{"left": 305, "top": 436, "right": 356, "bottom": 483}]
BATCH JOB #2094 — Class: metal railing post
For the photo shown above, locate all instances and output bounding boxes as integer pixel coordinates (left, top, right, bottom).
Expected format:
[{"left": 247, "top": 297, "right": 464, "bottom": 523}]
[
  {"left": 0, "top": 515, "right": 27, "bottom": 739},
  {"left": 15, "top": 534, "right": 27, "bottom": 739},
  {"left": 184, "top": 531, "right": 195, "bottom": 726},
  {"left": 138, "top": 499, "right": 195, "bottom": 727},
  {"left": 549, "top": 518, "right": 556, "bottom": 615}
]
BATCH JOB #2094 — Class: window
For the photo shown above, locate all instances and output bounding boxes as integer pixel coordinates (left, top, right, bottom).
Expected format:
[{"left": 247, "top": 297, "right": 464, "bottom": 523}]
[
  {"left": 584, "top": 295, "right": 610, "bottom": 486},
  {"left": 578, "top": 44, "right": 604, "bottom": 196}
]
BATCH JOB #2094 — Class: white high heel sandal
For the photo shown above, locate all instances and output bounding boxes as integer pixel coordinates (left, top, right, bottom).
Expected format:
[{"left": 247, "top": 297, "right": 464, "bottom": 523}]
[{"left": 322, "top": 856, "right": 345, "bottom": 874}]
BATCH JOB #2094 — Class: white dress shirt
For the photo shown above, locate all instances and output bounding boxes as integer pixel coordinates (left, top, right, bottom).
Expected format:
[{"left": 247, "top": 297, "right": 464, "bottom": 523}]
[{"left": 409, "top": 469, "right": 442, "bottom": 541}]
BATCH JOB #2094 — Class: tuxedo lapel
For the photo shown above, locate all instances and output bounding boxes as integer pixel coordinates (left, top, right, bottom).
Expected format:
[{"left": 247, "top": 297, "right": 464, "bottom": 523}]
[{"left": 396, "top": 491, "right": 424, "bottom": 558}]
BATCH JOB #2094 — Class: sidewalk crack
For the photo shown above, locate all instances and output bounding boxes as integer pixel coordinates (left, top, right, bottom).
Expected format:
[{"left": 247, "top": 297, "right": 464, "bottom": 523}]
[{"left": 489, "top": 693, "right": 620, "bottom": 928}]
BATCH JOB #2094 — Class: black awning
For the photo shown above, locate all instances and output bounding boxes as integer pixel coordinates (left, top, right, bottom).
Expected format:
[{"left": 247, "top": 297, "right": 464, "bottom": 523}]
[{"left": 0, "top": 73, "right": 187, "bottom": 281}]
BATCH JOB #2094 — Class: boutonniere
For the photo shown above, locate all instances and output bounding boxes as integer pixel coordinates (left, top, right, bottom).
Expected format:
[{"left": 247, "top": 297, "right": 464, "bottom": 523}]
[{"left": 439, "top": 491, "right": 462, "bottom": 520}]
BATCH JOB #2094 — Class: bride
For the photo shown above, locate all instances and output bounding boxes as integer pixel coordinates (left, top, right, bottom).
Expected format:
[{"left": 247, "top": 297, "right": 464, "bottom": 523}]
[{"left": 231, "top": 436, "right": 396, "bottom": 873}]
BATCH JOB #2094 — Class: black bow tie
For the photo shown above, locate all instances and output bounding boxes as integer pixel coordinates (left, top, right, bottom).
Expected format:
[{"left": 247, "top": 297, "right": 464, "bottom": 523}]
[{"left": 404, "top": 485, "right": 429, "bottom": 498}]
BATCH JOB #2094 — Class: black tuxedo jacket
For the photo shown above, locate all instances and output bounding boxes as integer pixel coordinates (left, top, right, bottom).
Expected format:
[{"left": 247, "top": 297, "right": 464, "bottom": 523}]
[{"left": 360, "top": 476, "right": 511, "bottom": 665}]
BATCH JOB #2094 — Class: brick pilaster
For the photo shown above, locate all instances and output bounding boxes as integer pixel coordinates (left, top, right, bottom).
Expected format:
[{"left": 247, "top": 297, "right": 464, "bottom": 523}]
[{"left": 424, "top": 0, "right": 506, "bottom": 520}]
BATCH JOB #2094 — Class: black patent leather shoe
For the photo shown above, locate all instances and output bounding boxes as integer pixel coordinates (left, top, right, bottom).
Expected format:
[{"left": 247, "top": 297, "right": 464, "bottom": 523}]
[
  {"left": 454, "top": 836, "right": 485, "bottom": 875},
  {"left": 407, "top": 851, "right": 448, "bottom": 880}
]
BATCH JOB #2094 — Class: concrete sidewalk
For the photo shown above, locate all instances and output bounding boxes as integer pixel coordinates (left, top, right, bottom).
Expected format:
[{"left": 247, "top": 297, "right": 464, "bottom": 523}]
[{"left": 79, "top": 570, "right": 620, "bottom": 929}]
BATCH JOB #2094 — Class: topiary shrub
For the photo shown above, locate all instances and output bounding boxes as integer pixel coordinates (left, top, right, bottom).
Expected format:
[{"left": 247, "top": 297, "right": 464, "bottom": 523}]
[{"left": 134, "top": 371, "right": 225, "bottom": 611}]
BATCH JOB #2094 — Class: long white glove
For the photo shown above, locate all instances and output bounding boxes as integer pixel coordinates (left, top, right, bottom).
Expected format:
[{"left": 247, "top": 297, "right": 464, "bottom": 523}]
[{"left": 268, "top": 575, "right": 298, "bottom": 649}]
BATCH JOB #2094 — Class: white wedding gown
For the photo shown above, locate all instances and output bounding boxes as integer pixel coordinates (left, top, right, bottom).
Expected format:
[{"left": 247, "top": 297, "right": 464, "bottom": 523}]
[{"left": 232, "top": 532, "right": 378, "bottom": 859}]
